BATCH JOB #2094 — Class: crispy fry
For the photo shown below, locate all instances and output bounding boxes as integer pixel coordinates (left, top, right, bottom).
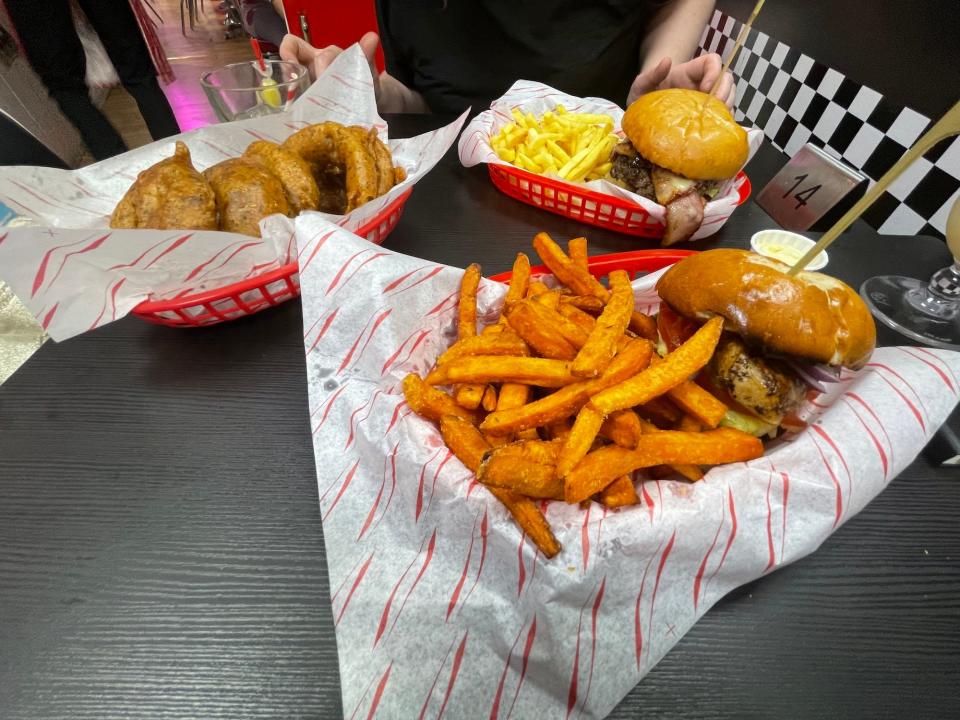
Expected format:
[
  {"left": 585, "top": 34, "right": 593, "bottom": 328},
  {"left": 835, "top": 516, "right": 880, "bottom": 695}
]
[
  {"left": 506, "top": 301, "right": 578, "bottom": 360},
  {"left": 557, "top": 302, "right": 597, "bottom": 334},
  {"left": 533, "top": 232, "right": 607, "bottom": 299},
  {"left": 564, "top": 428, "right": 763, "bottom": 502},
  {"left": 556, "top": 404, "right": 605, "bottom": 478},
  {"left": 458, "top": 263, "right": 481, "bottom": 338},
  {"left": 526, "top": 281, "right": 550, "bottom": 298},
  {"left": 437, "top": 333, "right": 530, "bottom": 365},
  {"left": 403, "top": 374, "right": 477, "bottom": 423},
  {"left": 600, "top": 476, "right": 639, "bottom": 508},
  {"left": 503, "top": 253, "right": 531, "bottom": 309},
  {"left": 600, "top": 409, "right": 643, "bottom": 448},
  {"left": 439, "top": 415, "right": 490, "bottom": 472},
  {"left": 497, "top": 382, "right": 531, "bottom": 410},
  {"left": 532, "top": 233, "right": 657, "bottom": 341},
  {"left": 453, "top": 264, "right": 486, "bottom": 407},
  {"left": 561, "top": 294, "right": 606, "bottom": 314},
  {"left": 427, "top": 356, "right": 577, "bottom": 388},
  {"left": 485, "top": 382, "right": 531, "bottom": 446},
  {"left": 454, "top": 383, "right": 485, "bottom": 410},
  {"left": 482, "top": 385, "right": 498, "bottom": 412},
  {"left": 478, "top": 440, "right": 562, "bottom": 499},
  {"left": 667, "top": 381, "right": 728, "bottom": 429},
  {"left": 591, "top": 316, "right": 724, "bottom": 414},
  {"left": 568, "top": 237, "right": 589, "bottom": 270},
  {"left": 531, "top": 289, "right": 562, "bottom": 310},
  {"left": 521, "top": 298, "right": 590, "bottom": 348},
  {"left": 480, "top": 338, "right": 653, "bottom": 434},
  {"left": 678, "top": 415, "right": 702, "bottom": 432},
  {"left": 488, "top": 486, "right": 561, "bottom": 558},
  {"left": 636, "top": 415, "right": 703, "bottom": 481},
  {"left": 572, "top": 269, "right": 633, "bottom": 378}
]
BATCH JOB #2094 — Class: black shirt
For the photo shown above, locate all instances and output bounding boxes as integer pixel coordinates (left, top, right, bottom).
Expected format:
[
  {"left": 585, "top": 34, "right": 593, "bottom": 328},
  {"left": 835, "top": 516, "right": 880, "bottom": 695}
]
[{"left": 375, "top": 0, "right": 663, "bottom": 113}]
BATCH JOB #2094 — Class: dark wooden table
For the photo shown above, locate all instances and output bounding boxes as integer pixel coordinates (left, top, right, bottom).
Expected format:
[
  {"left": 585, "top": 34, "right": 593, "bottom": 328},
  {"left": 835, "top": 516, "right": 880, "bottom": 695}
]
[{"left": 1, "top": 115, "right": 958, "bottom": 719}]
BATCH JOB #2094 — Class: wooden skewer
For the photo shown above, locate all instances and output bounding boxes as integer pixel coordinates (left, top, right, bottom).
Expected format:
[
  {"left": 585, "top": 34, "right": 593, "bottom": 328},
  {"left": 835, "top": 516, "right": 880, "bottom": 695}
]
[
  {"left": 788, "top": 99, "right": 960, "bottom": 276},
  {"left": 708, "top": 0, "right": 766, "bottom": 97}
]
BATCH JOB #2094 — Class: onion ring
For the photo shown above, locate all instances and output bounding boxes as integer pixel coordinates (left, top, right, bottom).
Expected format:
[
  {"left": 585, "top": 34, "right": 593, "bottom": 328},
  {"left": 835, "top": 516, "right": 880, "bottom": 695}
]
[
  {"left": 243, "top": 140, "right": 320, "bottom": 214},
  {"left": 281, "top": 122, "right": 380, "bottom": 213}
]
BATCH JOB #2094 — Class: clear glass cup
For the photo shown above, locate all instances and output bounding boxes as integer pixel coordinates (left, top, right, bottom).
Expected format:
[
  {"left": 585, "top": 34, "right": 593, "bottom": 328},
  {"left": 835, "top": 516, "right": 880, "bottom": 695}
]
[
  {"left": 861, "top": 196, "right": 960, "bottom": 350},
  {"left": 200, "top": 60, "right": 309, "bottom": 122}
]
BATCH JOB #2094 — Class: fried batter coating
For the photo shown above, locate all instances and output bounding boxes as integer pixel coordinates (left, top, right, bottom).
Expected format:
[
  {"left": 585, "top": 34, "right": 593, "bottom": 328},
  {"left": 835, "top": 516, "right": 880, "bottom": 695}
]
[
  {"left": 369, "top": 131, "right": 398, "bottom": 196},
  {"left": 203, "top": 158, "right": 290, "bottom": 237},
  {"left": 110, "top": 141, "right": 217, "bottom": 230},
  {"left": 281, "top": 122, "right": 380, "bottom": 213},
  {"left": 243, "top": 140, "right": 320, "bottom": 213}
]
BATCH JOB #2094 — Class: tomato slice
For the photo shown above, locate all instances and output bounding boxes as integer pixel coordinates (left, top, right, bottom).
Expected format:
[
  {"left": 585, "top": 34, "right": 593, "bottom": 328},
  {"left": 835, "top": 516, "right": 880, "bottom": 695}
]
[{"left": 657, "top": 303, "right": 697, "bottom": 352}]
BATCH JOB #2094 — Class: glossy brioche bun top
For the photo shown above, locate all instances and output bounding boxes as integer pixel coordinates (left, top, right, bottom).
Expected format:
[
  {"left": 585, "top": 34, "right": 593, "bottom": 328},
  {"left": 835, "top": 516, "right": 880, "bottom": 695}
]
[
  {"left": 655, "top": 249, "right": 876, "bottom": 368},
  {"left": 622, "top": 88, "right": 749, "bottom": 181}
]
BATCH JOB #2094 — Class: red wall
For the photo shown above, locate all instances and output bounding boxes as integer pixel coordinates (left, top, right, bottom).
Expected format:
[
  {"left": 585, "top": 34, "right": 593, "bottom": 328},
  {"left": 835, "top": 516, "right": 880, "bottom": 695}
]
[{"left": 280, "top": 1, "right": 385, "bottom": 71}]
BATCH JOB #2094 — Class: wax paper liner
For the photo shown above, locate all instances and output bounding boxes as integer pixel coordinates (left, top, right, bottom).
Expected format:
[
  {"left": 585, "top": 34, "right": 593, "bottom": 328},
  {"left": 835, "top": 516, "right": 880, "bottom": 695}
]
[
  {"left": 0, "top": 45, "right": 467, "bottom": 341},
  {"left": 458, "top": 80, "right": 763, "bottom": 240},
  {"left": 296, "top": 218, "right": 960, "bottom": 719}
]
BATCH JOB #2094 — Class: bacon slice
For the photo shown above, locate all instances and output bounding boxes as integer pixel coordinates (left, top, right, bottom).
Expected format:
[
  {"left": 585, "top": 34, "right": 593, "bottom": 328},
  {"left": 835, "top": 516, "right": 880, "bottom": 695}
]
[{"left": 651, "top": 166, "right": 706, "bottom": 245}]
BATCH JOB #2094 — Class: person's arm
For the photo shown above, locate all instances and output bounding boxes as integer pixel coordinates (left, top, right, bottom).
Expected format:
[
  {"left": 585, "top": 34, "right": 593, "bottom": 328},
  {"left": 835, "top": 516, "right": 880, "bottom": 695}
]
[
  {"left": 279, "top": 33, "right": 428, "bottom": 113},
  {"left": 378, "top": 72, "right": 430, "bottom": 113},
  {"left": 639, "top": 0, "right": 715, "bottom": 76},
  {"left": 627, "top": 0, "right": 735, "bottom": 107}
]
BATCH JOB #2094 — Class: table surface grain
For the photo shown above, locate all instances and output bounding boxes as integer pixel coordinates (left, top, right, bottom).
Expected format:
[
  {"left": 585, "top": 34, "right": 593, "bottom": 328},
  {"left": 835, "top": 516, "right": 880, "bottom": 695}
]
[{"left": 1, "top": 114, "right": 958, "bottom": 720}]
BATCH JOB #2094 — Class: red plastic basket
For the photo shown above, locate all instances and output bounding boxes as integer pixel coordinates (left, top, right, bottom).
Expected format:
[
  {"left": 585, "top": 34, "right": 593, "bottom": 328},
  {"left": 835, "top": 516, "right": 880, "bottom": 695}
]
[
  {"left": 133, "top": 188, "right": 413, "bottom": 327},
  {"left": 488, "top": 164, "right": 751, "bottom": 237},
  {"left": 489, "top": 248, "right": 696, "bottom": 283}
]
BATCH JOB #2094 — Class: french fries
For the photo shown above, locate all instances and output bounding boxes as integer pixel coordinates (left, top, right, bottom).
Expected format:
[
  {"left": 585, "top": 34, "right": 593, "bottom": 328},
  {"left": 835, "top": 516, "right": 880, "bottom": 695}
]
[
  {"left": 403, "top": 374, "right": 477, "bottom": 423},
  {"left": 478, "top": 440, "right": 563, "bottom": 499},
  {"left": 590, "top": 317, "right": 724, "bottom": 414},
  {"left": 455, "top": 263, "right": 486, "bottom": 409},
  {"left": 565, "top": 429, "right": 764, "bottom": 503},
  {"left": 437, "top": 333, "right": 530, "bottom": 365},
  {"left": 427, "top": 356, "right": 577, "bottom": 388},
  {"left": 601, "top": 476, "right": 639, "bottom": 508},
  {"left": 479, "top": 338, "right": 653, "bottom": 435},
  {"left": 502, "top": 253, "right": 531, "bottom": 311},
  {"left": 571, "top": 269, "right": 633, "bottom": 378},
  {"left": 404, "top": 234, "right": 767, "bottom": 559},
  {"left": 506, "top": 301, "right": 578, "bottom": 360},
  {"left": 556, "top": 404, "right": 605, "bottom": 479},
  {"left": 491, "top": 105, "right": 619, "bottom": 182},
  {"left": 532, "top": 232, "right": 657, "bottom": 341}
]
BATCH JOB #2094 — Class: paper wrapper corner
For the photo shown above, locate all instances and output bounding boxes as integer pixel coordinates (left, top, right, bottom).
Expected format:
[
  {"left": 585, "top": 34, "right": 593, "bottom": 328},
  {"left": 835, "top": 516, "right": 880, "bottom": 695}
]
[
  {"left": 295, "top": 217, "right": 960, "bottom": 719},
  {"left": 0, "top": 45, "right": 466, "bottom": 342},
  {"left": 458, "top": 80, "right": 762, "bottom": 241}
]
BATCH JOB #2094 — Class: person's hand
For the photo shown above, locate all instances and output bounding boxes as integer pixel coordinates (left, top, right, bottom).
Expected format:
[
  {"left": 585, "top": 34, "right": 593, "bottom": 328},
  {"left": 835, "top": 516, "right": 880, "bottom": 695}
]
[
  {"left": 627, "top": 53, "right": 735, "bottom": 109},
  {"left": 279, "top": 31, "right": 382, "bottom": 101}
]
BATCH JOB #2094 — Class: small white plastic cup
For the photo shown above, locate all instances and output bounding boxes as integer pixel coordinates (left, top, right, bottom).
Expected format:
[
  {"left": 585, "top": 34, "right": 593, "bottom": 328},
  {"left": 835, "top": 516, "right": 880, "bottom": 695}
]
[{"left": 750, "top": 229, "right": 829, "bottom": 271}]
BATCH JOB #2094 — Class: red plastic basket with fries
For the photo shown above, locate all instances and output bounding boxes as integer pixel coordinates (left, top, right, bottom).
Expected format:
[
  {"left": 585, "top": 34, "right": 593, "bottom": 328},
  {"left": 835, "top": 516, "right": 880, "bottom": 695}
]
[
  {"left": 460, "top": 80, "right": 761, "bottom": 241},
  {"left": 133, "top": 189, "right": 412, "bottom": 328},
  {"left": 488, "top": 164, "right": 751, "bottom": 237}
]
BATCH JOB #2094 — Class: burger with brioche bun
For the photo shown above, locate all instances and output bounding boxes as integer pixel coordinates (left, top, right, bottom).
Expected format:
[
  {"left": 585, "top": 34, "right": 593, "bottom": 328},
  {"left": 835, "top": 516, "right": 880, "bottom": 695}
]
[
  {"left": 610, "top": 88, "right": 749, "bottom": 244},
  {"left": 655, "top": 249, "right": 877, "bottom": 436}
]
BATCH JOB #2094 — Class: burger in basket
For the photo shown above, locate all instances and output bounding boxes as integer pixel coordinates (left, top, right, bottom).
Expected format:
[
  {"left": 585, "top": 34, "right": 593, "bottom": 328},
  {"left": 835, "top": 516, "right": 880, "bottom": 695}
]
[
  {"left": 610, "top": 89, "right": 749, "bottom": 245},
  {"left": 655, "top": 248, "right": 877, "bottom": 436}
]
